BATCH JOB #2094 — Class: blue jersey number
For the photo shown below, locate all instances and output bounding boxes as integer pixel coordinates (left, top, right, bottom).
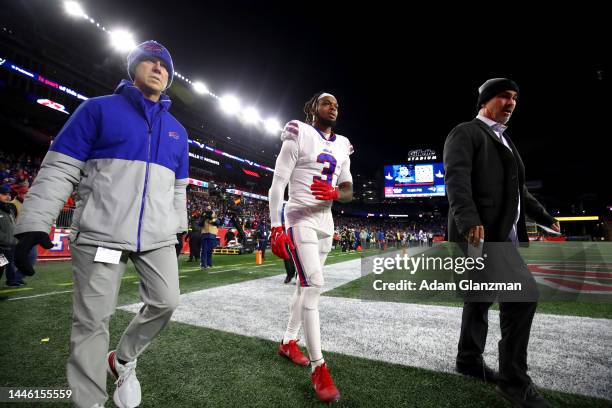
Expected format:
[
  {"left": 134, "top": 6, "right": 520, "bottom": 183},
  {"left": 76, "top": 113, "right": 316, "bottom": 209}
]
[{"left": 314, "top": 153, "right": 337, "bottom": 185}]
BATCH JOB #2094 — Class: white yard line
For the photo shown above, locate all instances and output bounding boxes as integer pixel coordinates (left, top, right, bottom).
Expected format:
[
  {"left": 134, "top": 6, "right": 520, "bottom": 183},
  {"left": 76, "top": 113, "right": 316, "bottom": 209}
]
[
  {"left": 120, "top": 250, "right": 612, "bottom": 400},
  {"left": 8, "top": 290, "right": 73, "bottom": 301}
]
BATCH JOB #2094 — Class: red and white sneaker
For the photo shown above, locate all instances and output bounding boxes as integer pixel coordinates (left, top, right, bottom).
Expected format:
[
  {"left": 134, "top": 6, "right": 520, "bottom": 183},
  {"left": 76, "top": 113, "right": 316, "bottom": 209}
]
[
  {"left": 107, "top": 350, "right": 141, "bottom": 408},
  {"left": 278, "top": 340, "right": 310, "bottom": 366},
  {"left": 311, "top": 363, "right": 340, "bottom": 402}
]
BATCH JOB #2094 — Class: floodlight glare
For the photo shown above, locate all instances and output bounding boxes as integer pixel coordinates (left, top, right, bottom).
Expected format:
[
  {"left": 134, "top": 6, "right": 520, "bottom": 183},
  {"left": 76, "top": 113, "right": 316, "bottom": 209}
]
[
  {"left": 220, "top": 95, "right": 241, "bottom": 115},
  {"left": 64, "top": 1, "right": 86, "bottom": 18},
  {"left": 243, "top": 107, "right": 260, "bottom": 123},
  {"left": 193, "top": 81, "right": 209, "bottom": 95},
  {"left": 109, "top": 29, "right": 136, "bottom": 53},
  {"left": 264, "top": 118, "right": 281, "bottom": 133}
]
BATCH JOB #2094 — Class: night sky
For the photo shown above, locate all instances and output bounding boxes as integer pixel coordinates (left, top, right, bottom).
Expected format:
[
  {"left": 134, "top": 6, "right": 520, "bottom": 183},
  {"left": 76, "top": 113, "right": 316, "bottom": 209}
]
[{"left": 3, "top": 2, "right": 610, "bottom": 204}]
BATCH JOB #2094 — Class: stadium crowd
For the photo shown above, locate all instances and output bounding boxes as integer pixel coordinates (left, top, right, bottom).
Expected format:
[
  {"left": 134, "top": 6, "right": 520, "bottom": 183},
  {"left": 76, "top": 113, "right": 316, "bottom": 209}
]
[
  {"left": 1, "top": 149, "right": 450, "bottom": 288},
  {"left": 0, "top": 152, "right": 42, "bottom": 287},
  {"left": 333, "top": 216, "right": 445, "bottom": 251}
]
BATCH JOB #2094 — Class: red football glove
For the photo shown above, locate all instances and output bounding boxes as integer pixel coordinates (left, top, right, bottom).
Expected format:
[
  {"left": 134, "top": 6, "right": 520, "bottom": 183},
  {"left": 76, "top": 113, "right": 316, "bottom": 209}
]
[
  {"left": 310, "top": 179, "right": 339, "bottom": 201},
  {"left": 270, "top": 225, "right": 294, "bottom": 260}
]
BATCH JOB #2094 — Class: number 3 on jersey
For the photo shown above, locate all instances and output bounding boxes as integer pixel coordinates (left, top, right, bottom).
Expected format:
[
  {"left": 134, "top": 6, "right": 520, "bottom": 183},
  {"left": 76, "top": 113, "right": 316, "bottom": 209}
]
[{"left": 314, "top": 153, "right": 337, "bottom": 185}]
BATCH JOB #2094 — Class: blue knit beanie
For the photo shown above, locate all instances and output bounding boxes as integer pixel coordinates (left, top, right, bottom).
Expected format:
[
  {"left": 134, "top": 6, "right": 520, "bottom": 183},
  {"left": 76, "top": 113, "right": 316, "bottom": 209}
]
[{"left": 127, "top": 40, "right": 174, "bottom": 89}]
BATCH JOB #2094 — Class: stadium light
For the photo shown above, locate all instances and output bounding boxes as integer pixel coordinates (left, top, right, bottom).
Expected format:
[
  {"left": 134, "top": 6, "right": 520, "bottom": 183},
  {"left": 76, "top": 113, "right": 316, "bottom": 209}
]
[
  {"left": 264, "top": 118, "right": 280, "bottom": 134},
  {"left": 220, "top": 95, "right": 241, "bottom": 115},
  {"left": 109, "top": 29, "right": 136, "bottom": 53},
  {"left": 64, "top": 1, "right": 86, "bottom": 18},
  {"left": 192, "top": 81, "right": 209, "bottom": 95},
  {"left": 243, "top": 107, "right": 260, "bottom": 124},
  {"left": 57, "top": 4, "right": 287, "bottom": 134}
]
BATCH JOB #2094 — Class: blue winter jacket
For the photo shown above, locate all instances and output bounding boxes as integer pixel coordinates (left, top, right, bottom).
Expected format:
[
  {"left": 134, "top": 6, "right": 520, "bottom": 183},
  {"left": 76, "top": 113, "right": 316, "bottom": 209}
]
[{"left": 15, "top": 79, "right": 189, "bottom": 252}]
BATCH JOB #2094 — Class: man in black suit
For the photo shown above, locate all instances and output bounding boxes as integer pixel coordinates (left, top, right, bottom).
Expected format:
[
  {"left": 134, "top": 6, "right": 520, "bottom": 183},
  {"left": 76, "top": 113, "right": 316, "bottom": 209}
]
[{"left": 444, "top": 78, "right": 560, "bottom": 408}]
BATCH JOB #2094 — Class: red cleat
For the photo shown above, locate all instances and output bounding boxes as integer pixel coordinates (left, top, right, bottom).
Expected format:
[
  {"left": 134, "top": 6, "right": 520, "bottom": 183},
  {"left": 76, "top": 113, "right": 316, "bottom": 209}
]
[
  {"left": 311, "top": 363, "right": 340, "bottom": 402},
  {"left": 278, "top": 340, "right": 310, "bottom": 366}
]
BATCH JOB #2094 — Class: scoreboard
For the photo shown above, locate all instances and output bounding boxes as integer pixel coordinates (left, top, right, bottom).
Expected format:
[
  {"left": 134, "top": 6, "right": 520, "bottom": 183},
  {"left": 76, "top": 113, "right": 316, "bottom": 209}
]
[{"left": 383, "top": 163, "right": 446, "bottom": 198}]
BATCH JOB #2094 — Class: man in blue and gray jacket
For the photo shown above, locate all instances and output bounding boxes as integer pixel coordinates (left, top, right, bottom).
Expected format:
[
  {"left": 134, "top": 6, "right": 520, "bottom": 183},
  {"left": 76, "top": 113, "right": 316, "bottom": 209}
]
[{"left": 14, "top": 40, "right": 188, "bottom": 408}]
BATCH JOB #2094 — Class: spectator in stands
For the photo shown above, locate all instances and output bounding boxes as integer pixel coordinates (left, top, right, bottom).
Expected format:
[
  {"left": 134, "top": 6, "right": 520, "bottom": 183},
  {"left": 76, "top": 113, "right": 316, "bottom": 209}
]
[
  {"left": 200, "top": 206, "right": 219, "bottom": 269},
  {"left": 7, "top": 185, "right": 35, "bottom": 283},
  {"left": 359, "top": 229, "right": 367, "bottom": 250},
  {"left": 13, "top": 40, "right": 187, "bottom": 408},
  {"left": 332, "top": 229, "right": 340, "bottom": 250},
  {"left": 354, "top": 227, "right": 360, "bottom": 250},
  {"left": 340, "top": 227, "right": 349, "bottom": 252},
  {"left": 386, "top": 230, "right": 395, "bottom": 249},
  {"left": 377, "top": 229, "right": 385, "bottom": 251},
  {"left": 256, "top": 221, "right": 269, "bottom": 261},
  {"left": 0, "top": 185, "right": 21, "bottom": 287},
  {"left": 187, "top": 214, "right": 202, "bottom": 262},
  {"left": 9, "top": 184, "right": 28, "bottom": 216}
]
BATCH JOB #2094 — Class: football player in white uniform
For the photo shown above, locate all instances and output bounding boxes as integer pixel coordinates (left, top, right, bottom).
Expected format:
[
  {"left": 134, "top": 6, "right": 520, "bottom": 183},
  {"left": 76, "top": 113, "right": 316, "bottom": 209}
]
[{"left": 268, "top": 92, "right": 353, "bottom": 402}]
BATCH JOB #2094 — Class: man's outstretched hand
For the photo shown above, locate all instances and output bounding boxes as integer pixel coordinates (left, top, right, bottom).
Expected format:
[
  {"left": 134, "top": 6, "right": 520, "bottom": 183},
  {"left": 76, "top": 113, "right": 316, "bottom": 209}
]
[{"left": 15, "top": 232, "right": 53, "bottom": 276}]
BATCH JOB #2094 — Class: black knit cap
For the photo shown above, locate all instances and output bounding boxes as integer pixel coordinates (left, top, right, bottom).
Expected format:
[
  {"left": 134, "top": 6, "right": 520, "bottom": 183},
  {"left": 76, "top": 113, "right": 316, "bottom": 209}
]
[{"left": 476, "top": 78, "right": 519, "bottom": 109}]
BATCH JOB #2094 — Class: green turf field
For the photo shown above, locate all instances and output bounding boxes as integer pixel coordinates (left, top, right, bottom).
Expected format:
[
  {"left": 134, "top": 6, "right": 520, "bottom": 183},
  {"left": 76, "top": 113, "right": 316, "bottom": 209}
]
[
  {"left": 1, "top": 297, "right": 610, "bottom": 407},
  {"left": 1, "top": 246, "right": 610, "bottom": 407},
  {"left": 327, "top": 242, "right": 612, "bottom": 319},
  {"left": 0, "top": 249, "right": 361, "bottom": 304}
]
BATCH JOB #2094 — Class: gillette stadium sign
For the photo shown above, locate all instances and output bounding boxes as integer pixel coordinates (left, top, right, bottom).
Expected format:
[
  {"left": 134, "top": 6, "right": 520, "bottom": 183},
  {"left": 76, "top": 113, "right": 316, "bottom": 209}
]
[{"left": 407, "top": 149, "right": 437, "bottom": 162}]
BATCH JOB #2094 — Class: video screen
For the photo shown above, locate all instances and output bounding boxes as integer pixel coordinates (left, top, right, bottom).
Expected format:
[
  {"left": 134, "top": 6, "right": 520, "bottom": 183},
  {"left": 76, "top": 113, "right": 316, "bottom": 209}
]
[{"left": 383, "top": 163, "right": 446, "bottom": 198}]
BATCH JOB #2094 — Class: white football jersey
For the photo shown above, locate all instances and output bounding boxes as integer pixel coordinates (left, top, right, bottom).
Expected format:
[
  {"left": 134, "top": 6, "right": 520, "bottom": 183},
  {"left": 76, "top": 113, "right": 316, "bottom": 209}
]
[{"left": 281, "top": 120, "right": 353, "bottom": 210}]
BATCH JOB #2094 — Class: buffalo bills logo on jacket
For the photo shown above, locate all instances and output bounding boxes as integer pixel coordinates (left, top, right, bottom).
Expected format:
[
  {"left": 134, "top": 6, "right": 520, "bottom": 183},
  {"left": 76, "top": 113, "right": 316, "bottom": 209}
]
[{"left": 168, "top": 131, "right": 179, "bottom": 139}]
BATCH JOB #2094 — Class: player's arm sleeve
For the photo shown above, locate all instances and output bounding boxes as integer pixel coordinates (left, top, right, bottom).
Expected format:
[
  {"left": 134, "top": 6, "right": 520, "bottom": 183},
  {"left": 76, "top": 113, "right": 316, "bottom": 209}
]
[
  {"left": 337, "top": 155, "right": 353, "bottom": 185},
  {"left": 269, "top": 137, "right": 299, "bottom": 227},
  {"left": 337, "top": 155, "right": 353, "bottom": 202},
  {"left": 522, "top": 186, "right": 556, "bottom": 227},
  {"left": 15, "top": 100, "right": 98, "bottom": 235},
  {"left": 335, "top": 140, "right": 353, "bottom": 202},
  {"left": 174, "top": 133, "right": 189, "bottom": 233},
  {"left": 443, "top": 125, "right": 481, "bottom": 236}
]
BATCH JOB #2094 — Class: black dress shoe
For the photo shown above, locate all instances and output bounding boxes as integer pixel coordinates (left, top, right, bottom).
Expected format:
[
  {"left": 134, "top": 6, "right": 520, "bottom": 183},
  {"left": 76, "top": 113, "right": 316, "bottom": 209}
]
[
  {"left": 284, "top": 274, "right": 293, "bottom": 284},
  {"left": 496, "top": 382, "right": 549, "bottom": 408},
  {"left": 455, "top": 361, "right": 497, "bottom": 383}
]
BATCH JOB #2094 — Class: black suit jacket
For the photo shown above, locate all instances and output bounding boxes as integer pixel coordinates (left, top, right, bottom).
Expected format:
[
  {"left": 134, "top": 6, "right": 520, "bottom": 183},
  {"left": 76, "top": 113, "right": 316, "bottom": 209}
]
[{"left": 444, "top": 118, "right": 555, "bottom": 244}]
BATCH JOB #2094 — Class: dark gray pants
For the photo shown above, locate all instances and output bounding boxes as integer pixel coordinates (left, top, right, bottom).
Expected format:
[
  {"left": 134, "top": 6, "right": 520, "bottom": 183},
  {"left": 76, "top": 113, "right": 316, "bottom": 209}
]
[{"left": 457, "top": 301, "right": 538, "bottom": 387}]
